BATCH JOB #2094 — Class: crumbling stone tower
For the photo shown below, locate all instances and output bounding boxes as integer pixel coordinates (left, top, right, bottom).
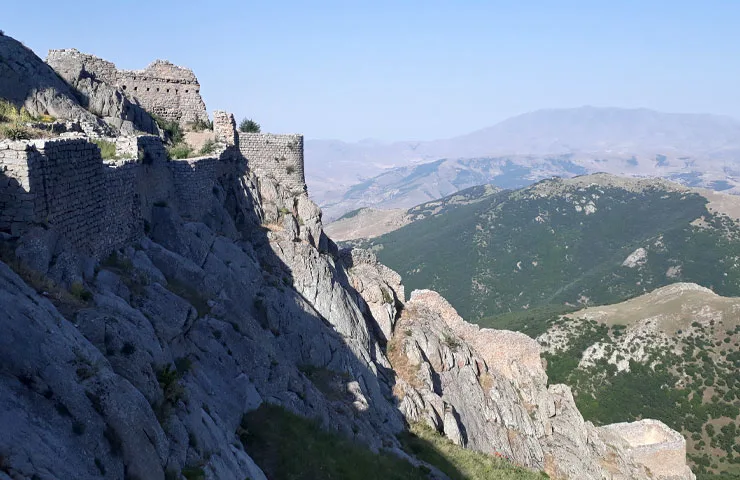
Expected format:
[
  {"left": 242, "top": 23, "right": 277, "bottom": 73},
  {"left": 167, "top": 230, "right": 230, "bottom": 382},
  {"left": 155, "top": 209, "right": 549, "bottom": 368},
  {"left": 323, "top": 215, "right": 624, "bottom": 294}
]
[
  {"left": 47, "top": 49, "right": 208, "bottom": 127},
  {"left": 117, "top": 60, "right": 207, "bottom": 126}
]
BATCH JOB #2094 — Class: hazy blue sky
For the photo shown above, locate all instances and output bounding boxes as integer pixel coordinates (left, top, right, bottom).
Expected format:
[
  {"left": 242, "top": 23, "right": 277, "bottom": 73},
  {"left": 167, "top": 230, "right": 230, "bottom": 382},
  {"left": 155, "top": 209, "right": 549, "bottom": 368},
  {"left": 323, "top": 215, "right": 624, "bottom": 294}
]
[{"left": 4, "top": 1, "right": 739, "bottom": 141}]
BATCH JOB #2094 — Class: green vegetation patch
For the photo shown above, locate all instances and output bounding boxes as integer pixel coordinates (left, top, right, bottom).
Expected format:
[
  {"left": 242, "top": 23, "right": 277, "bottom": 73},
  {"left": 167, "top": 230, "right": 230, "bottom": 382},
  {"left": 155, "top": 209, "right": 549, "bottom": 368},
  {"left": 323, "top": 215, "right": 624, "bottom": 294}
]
[
  {"left": 399, "top": 423, "right": 549, "bottom": 480},
  {"left": 371, "top": 182, "right": 740, "bottom": 330},
  {"left": 167, "top": 143, "right": 194, "bottom": 160},
  {"left": 238, "top": 118, "right": 260, "bottom": 133},
  {"left": 239, "top": 403, "right": 430, "bottom": 480},
  {"left": 240, "top": 403, "right": 548, "bottom": 480},
  {"left": 93, "top": 139, "right": 117, "bottom": 160}
]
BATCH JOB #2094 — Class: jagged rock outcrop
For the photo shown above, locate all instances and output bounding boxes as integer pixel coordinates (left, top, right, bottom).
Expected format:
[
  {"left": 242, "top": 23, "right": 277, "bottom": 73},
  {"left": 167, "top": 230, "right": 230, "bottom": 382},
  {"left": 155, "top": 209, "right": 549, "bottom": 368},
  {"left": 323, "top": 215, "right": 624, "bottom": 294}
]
[
  {"left": 0, "top": 144, "right": 413, "bottom": 479},
  {"left": 0, "top": 35, "right": 109, "bottom": 134},
  {"left": 390, "top": 290, "right": 695, "bottom": 480},
  {"left": 0, "top": 35, "right": 696, "bottom": 479},
  {"left": 341, "top": 248, "right": 405, "bottom": 342},
  {"left": 46, "top": 49, "right": 159, "bottom": 135}
]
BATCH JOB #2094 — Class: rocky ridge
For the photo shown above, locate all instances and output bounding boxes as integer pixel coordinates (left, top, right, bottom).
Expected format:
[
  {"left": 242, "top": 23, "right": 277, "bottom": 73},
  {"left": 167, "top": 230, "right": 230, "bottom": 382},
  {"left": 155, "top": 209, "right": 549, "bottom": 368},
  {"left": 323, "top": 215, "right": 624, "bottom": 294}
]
[
  {"left": 391, "top": 290, "right": 694, "bottom": 480},
  {"left": 0, "top": 37, "right": 695, "bottom": 480}
]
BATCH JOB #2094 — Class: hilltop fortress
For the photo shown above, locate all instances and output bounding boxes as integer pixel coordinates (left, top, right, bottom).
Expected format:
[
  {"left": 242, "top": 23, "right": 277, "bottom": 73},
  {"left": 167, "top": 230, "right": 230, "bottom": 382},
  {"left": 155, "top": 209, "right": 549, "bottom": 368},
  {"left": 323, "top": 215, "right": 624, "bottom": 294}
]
[
  {"left": 0, "top": 39, "right": 695, "bottom": 480},
  {"left": 1, "top": 47, "right": 307, "bottom": 261},
  {"left": 0, "top": 120, "right": 306, "bottom": 259},
  {"left": 47, "top": 49, "right": 208, "bottom": 126}
]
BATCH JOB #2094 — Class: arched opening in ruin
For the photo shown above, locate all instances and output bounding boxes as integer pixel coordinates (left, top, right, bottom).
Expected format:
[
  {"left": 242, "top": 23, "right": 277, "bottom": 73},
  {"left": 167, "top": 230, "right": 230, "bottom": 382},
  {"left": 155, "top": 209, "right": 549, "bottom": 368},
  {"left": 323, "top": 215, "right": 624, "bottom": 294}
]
[{"left": 122, "top": 85, "right": 127, "bottom": 90}]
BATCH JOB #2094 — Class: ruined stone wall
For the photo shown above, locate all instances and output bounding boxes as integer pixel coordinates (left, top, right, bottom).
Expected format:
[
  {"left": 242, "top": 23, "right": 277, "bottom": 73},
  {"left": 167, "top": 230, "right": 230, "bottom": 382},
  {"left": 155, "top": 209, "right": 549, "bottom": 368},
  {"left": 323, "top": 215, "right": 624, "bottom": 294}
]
[
  {"left": 24, "top": 139, "right": 106, "bottom": 255},
  {"left": 168, "top": 156, "right": 220, "bottom": 220},
  {"left": 102, "top": 160, "right": 143, "bottom": 252},
  {"left": 117, "top": 61, "right": 207, "bottom": 125},
  {"left": 214, "top": 111, "right": 237, "bottom": 146},
  {"left": 238, "top": 133, "right": 305, "bottom": 194},
  {"left": 47, "top": 50, "right": 208, "bottom": 127},
  {"left": 0, "top": 142, "right": 38, "bottom": 235},
  {"left": 1, "top": 128, "right": 308, "bottom": 257},
  {"left": 0, "top": 138, "right": 145, "bottom": 257}
]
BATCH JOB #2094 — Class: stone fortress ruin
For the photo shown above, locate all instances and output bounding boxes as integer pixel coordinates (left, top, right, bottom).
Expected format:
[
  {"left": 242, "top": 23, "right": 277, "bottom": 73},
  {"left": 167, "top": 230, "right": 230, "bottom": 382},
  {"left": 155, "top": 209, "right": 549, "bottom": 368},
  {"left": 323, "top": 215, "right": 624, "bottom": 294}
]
[
  {"left": 47, "top": 49, "right": 208, "bottom": 126},
  {"left": 1, "top": 48, "right": 307, "bottom": 259},
  {"left": 0, "top": 44, "right": 694, "bottom": 480}
]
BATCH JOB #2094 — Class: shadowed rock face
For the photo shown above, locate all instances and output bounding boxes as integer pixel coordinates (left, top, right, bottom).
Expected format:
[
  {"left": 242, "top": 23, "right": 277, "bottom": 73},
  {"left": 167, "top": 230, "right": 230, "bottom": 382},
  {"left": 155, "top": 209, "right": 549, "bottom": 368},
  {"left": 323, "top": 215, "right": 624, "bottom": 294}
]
[
  {"left": 0, "top": 35, "right": 107, "bottom": 131},
  {"left": 46, "top": 49, "right": 160, "bottom": 135}
]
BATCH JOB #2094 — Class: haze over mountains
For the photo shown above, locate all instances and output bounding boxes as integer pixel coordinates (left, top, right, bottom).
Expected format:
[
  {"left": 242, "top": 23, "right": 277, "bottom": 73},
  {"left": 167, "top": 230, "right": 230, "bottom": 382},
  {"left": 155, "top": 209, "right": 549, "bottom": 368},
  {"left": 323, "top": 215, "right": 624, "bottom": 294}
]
[{"left": 306, "top": 107, "right": 740, "bottom": 220}]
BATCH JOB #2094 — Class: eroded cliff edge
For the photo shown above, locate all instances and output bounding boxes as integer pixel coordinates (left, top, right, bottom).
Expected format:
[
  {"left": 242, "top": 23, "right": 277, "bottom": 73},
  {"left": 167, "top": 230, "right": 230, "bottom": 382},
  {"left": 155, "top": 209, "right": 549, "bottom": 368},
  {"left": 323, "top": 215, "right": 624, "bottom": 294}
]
[{"left": 0, "top": 39, "right": 694, "bottom": 480}]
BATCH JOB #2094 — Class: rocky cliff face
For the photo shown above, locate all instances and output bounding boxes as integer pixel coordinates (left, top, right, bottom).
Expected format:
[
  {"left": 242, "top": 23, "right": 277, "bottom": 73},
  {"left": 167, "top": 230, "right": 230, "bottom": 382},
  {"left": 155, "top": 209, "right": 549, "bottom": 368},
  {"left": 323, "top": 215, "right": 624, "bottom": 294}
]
[
  {"left": 0, "top": 35, "right": 108, "bottom": 133},
  {"left": 390, "top": 290, "right": 695, "bottom": 480},
  {"left": 0, "top": 140, "right": 696, "bottom": 478},
  {"left": 0, "top": 36, "right": 695, "bottom": 478}
]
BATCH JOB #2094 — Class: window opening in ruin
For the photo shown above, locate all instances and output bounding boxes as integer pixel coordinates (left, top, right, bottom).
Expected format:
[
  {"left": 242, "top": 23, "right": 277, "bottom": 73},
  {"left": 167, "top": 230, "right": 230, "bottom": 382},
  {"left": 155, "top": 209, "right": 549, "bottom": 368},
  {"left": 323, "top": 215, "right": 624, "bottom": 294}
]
[{"left": 122, "top": 85, "right": 127, "bottom": 90}]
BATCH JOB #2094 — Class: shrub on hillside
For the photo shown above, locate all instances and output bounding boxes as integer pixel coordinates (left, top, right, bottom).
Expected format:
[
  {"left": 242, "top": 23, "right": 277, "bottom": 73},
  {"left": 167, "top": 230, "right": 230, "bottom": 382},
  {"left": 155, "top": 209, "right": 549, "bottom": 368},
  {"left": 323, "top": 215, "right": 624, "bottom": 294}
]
[
  {"left": 198, "top": 139, "right": 217, "bottom": 155},
  {"left": 167, "top": 143, "right": 193, "bottom": 160},
  {"left": 188, "top": 117, "right": 212, "bottom": 132},
  {"left": 152, "top": 114, "right": 184, "bottom": 144},
  {"left": 93, "top": 139, "right": 117, "bottom": 160},
  {"left": 0, "top": 123, "right": 31, "bottom": 141},
  {"left": 238, "top": 118, "right": 260, "bottom": 133}
]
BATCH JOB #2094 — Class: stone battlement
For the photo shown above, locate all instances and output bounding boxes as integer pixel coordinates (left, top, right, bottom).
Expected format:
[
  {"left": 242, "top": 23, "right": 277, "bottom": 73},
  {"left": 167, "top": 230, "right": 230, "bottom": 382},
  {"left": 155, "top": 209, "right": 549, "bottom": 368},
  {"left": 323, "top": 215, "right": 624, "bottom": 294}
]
[
  {"left": 238, "top": 132, "right": 305, "bottom": 194},
  {"left": 47, "top": 49, "right": 208, "bottom": 126},
  {"left": 0, "top": 120, "right": 308, "bottom": 259}
]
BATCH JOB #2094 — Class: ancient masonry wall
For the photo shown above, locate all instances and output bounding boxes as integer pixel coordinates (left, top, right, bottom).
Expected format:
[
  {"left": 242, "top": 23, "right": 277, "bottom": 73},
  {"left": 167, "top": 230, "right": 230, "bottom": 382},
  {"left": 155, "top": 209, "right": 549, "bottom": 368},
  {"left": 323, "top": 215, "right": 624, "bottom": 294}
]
[
  {"left": 238, "top": 133, "right": 305, "bottom": 194},
  {"left": 168, "top": 156, "right": 220, "bottom": 220},
  {"left": 47, "top": 49, "right": 208, "bottom": 126},
  {"left": 0, "top": 143, "right": 38, "bottom": 235},
  {"left": 1, "top": 124, "right": 308, "bottom": 258},
  {"left": 599, "top": 420, "right": 687, "bottom": 478},
  {"left": 0, "top": 136, "right": 223, "bottom": 258},
  {"left": 117, "top": 60, "right": 207, "bottom": 125}
]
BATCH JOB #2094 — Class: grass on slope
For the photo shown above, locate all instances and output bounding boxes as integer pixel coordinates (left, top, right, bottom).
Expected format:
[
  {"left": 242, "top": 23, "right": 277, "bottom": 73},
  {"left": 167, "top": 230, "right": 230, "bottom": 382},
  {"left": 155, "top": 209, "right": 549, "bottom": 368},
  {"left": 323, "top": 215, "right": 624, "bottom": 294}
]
[
  {"left": 240, "top": 403, "right": 548, "bottom": 480},
  {"left": 400, "top": 423, "right": 549, "bottom": 480}
]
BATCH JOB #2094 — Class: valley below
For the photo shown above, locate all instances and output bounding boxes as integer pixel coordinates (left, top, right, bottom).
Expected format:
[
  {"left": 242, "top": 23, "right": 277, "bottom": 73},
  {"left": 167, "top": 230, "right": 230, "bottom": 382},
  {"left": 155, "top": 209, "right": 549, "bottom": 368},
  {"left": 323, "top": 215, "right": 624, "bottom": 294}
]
[{"left": 341, "top": 174, "right": 740, "bottom": 479}]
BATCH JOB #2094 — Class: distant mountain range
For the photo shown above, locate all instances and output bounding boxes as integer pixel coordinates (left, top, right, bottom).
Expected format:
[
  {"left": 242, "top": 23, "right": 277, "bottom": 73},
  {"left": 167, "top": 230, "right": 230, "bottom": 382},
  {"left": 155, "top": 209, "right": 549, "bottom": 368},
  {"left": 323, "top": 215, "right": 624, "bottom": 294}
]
[{"left": 306, "top": 107, "right": 740, "bottom": 220}]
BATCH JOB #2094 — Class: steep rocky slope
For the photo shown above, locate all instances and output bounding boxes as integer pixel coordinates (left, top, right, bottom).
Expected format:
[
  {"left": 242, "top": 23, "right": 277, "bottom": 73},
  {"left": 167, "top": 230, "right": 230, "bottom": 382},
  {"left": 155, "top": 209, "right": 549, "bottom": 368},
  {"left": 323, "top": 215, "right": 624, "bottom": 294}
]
[
  {"left": 538, "top": 284, "right": 740, "bottom": 479},
  {"left": 0, "top": 135, "right": 696, "bottom": 479},
  {"left": 390, "top": 290, "right": 693, "bottom": 480},
  {"left": 0, "top": 35, "right": 696, "bottom": 479}
]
